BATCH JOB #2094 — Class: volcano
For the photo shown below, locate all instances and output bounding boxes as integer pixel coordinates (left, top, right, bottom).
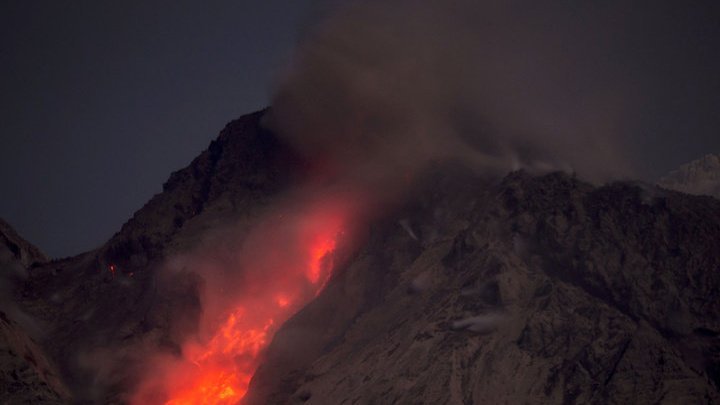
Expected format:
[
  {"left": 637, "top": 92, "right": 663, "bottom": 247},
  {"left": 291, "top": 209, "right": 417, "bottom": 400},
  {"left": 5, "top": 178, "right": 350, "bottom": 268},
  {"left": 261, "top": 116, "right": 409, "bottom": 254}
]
[{"left": 1, "top": 110, "right": 720, "bottom": 404}]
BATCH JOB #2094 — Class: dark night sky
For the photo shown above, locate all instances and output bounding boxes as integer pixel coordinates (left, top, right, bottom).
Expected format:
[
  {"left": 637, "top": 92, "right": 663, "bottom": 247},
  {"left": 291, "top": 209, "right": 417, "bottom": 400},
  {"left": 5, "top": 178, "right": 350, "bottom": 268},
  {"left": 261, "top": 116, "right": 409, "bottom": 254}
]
[
  {"left": 1, "top": 0, "right": 719, "bottom": 258},
  {"left": 0, "top": 1, "right": 315, "bottom": 257}
]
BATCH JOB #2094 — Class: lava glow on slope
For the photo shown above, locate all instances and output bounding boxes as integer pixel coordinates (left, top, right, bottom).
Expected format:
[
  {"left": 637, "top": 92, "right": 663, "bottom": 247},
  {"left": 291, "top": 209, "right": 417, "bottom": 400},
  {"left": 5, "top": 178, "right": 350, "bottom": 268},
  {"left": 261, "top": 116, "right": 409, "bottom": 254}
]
[{"left": 131, "top": 196, "right": 353, "bottom": 405}]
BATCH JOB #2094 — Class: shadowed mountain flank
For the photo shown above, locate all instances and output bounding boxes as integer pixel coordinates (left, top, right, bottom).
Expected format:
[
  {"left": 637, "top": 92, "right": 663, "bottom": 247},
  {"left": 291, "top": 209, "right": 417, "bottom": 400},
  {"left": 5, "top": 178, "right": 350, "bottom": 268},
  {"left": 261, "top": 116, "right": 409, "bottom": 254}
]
[
  {"left": 247, "top": 171, "right": 720, "bottom": 404},
  {"left": 1, "top": 220, "right": 68, "bottom": 403}
]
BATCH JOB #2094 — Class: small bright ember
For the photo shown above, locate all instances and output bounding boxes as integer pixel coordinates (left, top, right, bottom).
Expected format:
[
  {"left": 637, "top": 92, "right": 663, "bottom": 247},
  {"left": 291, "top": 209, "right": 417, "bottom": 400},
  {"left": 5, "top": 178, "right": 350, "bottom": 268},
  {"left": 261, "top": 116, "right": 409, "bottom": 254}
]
[
  {"left": 132, "top": 197, "right": 352, "bottom": 405},
  {"left": 275, "top": 295, "right": 289, "bottom": 308}
]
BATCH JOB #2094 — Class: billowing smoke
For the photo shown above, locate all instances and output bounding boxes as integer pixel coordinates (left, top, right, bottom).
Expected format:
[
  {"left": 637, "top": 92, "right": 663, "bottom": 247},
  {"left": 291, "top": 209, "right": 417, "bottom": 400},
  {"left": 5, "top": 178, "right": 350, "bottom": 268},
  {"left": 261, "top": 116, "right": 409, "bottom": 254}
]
[
  {"left": 124, "top": 1, "right": 651, "bottom": 402},
  {"left": 128, "top": 188, "right": 364, "bottom": 403},
  {"left": 269, "top": 0, "right": 639, "bottom": 186}
]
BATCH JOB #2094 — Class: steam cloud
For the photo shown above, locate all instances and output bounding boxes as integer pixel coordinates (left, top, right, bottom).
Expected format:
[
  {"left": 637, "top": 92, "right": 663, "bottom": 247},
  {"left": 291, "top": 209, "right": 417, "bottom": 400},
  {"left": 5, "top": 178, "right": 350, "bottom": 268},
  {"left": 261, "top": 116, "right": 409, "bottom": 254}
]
[{"left": 269, "top": 0, "right": 640, "bottom": 186}]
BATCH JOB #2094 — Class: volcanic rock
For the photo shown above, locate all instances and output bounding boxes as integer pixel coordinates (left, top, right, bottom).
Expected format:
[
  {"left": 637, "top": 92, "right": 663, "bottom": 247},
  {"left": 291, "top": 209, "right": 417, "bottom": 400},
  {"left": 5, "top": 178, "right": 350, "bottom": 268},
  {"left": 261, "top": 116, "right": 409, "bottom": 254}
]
[
  {"left": 0, "top": 220, "right": 68, "bottom": 403},
  {"left": 0, "top": 219, "right": 48, "bottom": 269},
  {"left": 659, "top": 154, "right": 720, "bottom": 199},
  {"left": 246, "top": 170, "right": 720, "bottom": 404}
]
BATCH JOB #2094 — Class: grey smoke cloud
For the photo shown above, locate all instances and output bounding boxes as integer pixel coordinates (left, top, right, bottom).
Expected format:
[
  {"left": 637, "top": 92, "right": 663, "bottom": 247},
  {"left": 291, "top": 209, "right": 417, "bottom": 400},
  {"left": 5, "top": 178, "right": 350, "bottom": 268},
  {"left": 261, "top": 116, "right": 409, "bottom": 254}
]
[{"left": 269, "top": 0, "right": 649, "bottom": 185}]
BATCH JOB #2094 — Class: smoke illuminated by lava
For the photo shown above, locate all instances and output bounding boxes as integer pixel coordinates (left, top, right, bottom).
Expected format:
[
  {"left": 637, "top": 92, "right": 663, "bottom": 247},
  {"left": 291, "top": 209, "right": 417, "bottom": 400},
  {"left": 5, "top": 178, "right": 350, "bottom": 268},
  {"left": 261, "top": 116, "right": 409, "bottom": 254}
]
[{"left": 130, "top": 193, "right": 356, "bottom": 404}]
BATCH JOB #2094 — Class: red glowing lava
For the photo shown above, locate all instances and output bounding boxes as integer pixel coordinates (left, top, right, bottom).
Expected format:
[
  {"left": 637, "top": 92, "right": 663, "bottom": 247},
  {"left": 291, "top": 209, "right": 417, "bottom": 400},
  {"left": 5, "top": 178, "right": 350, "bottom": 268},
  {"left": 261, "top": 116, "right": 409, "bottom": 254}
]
[
  {"left": 162, "top": 309, "right": 276, "bottom": 404},
  {"left": 131, "top": 196, "right": 353, "bottom": 405},
  {"left": 307, "top": 237, "right": 337, "bottom": 284}
]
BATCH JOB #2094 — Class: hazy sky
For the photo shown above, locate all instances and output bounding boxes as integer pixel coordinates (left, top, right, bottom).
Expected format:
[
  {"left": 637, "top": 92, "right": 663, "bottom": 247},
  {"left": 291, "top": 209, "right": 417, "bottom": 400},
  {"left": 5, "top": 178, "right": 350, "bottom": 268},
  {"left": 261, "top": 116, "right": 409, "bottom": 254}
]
[{"left": 1, "top": 0, "right": 719, "bottom": 258}]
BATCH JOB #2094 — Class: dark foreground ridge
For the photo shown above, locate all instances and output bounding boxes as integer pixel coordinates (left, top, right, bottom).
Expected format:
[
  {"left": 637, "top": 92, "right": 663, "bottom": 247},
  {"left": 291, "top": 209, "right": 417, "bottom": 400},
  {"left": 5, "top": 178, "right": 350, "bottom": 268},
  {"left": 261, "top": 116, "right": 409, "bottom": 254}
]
[{"left": 1, "top": 110, "right": 719, "bottom": 403}]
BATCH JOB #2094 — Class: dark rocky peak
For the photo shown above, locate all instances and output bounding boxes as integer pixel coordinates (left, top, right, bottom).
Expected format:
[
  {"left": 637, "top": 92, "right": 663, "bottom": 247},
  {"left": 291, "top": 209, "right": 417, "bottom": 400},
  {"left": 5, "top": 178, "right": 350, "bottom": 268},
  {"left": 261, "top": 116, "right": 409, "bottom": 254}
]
[
  {"left": 15, "top": 109, "right": 307, "bottom": 403},
  {"left": 0, "top": 218, "right": 47, "bottom": 269},
  {"left": 100, "top": 109, "right": 303, "bottom": 274}
]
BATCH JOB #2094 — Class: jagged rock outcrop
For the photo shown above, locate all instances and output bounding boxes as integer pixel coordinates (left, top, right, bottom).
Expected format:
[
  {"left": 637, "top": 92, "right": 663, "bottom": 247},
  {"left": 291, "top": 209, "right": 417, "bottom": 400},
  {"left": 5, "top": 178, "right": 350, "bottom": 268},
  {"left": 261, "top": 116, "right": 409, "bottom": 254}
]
[
  {"left": 659, "top": 154, "right": 720, "bottom": 199},
  {"left": 247, "top": 170, "right": 720, "bottom": 404}
]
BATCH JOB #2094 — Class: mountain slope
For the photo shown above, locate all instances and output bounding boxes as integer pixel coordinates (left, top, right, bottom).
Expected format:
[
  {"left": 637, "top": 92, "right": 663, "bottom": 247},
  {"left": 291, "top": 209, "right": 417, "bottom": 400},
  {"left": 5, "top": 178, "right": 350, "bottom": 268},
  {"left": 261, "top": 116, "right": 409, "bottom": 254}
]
[
  {"left": 247, "top": 171, "right": 720, "bottom": 404},
  {"left": 17, "top": 110, "right": 302, "bottom": 403},
  {"left": 0, "top": 220, "right": 69, "bottom": 403},
  {"left": 0, "top": 219, "right": 48, "bottom": 268},
  {"left": 659, "top": 154, "right": 720, "bottom": 199}
]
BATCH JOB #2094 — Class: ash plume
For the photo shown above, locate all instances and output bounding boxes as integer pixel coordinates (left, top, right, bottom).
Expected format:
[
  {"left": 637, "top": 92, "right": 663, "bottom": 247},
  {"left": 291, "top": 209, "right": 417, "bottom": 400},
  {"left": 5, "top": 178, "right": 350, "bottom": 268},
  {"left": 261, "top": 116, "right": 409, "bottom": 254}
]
[
  {"left": 86, "top": 1, "right": 678, "bottom": 401},
  {"left": 268, "top": 0, "right": 640, "bottom": 186}
]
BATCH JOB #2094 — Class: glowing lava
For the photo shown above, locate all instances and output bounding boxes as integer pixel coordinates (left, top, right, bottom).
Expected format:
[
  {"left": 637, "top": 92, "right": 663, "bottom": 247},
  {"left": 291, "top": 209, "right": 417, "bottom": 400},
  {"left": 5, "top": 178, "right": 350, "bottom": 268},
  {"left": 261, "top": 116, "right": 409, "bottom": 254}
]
[
  {"left": 308, "top": 237, "right": 337, "bottom": 284},
  {"left": 162, "top": 309, "right": 276, "bottom": 405},
  {"left": 131, "top": 196, "right": 353, "bottom": 405}
]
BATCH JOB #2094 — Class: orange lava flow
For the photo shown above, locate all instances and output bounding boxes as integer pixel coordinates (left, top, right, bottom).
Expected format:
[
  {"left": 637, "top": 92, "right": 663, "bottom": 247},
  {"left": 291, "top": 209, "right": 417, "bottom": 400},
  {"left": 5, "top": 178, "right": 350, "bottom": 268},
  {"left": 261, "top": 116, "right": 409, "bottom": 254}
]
[
  {"left": 308, "top": 237, "right": 337, "bottom": 284},
  {"left": 131, "top": 198, "right": 351, "bottom": 405},
  {"left": 162, "top": 309, "right": 276, "bottom": 405}
]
